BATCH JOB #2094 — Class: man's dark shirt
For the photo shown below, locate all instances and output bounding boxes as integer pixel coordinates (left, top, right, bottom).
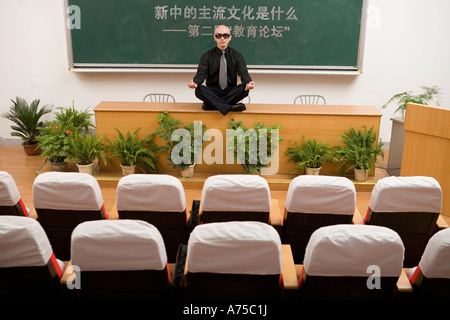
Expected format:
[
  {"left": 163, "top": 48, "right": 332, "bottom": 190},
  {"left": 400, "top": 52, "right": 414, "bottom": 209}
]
[{"left": 193, "top": 46, "right": 252, "bottom": 89}]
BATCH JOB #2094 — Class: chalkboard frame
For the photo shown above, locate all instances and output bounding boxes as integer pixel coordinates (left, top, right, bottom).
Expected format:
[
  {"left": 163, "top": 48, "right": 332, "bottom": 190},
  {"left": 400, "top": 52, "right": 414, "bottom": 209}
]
[{"left": 64, "top": 0, "right": 368, "bottom": 75}]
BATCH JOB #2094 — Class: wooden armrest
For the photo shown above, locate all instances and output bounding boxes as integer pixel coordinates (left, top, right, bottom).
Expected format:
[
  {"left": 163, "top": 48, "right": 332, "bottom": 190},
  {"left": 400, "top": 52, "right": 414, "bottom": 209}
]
[
  {"left": 60, "top": 261, "right": 75, "bottom": 286},
  {"left": 436, "top": 215, "right": 449, "bottom": 230},
  {"left": 396, "top": 268, "right": 413, "bottom": 293},
  {"left": 28, "top": 208, "right": 38, "bottom": 219},
  {"left": 108, "top": 202, "right": 119, "bottom": 220},
  {"left": 281, "top": 244, "right": 299, "bottom": 290},
  {"left": 270, "top": 199, "right": 282, "bottom": 227},
  {"left": 352, "top": 207, "right": 364, "bottom": 224}
]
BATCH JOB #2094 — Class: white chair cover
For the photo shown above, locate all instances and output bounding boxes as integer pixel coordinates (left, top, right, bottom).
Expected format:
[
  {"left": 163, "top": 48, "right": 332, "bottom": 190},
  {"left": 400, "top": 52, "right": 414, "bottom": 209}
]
[
  {"left": 201, "top": 174, "right": 271, "bottom": 212},
  {"left": 186, "top": 221, "right": 282, "bottom": 275},
  {"left": 418, "top": 228, "right": 450, "bottom": 279},
  {"left": 71, "top": 219, "right": 167, "bottom": 271},
  {"left": 0, "top": 216, "right": 53, "bottom": 268},
  {"left": 0, "top": 171, "right": 20, "bottom": 206},
  {"left": 369, "top": 176, "right": 442, "bottom": 213},
  {"left": 285, "top": 175, "right": 356, "bottom": 215},
  {"left": 33, "top": 172, "right": 104, "bottom": 211},
  {"left": 116, "top": 174, "right": 186, "bottom": 212},
  {"left": 304, "top": 224, "right": 404, "bottom": 277}
]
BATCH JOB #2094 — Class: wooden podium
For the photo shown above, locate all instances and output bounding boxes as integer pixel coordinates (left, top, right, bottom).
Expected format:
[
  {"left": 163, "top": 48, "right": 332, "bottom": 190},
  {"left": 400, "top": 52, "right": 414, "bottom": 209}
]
[
  {"left": 401, "top": 103, "right": 450, "bottom": 217},
  {"left": 94, "top": 101, "right": 382, "bottom": 178}
]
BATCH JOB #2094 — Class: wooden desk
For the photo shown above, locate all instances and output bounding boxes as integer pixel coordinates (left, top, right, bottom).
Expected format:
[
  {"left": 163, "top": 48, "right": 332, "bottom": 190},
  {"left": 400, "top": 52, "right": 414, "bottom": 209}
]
[
  {"left": 94, "top": 102, "right": 382, "bottom": 176},
  {"left": 401, "top": 103, "right": 450, "bottom": 217}
]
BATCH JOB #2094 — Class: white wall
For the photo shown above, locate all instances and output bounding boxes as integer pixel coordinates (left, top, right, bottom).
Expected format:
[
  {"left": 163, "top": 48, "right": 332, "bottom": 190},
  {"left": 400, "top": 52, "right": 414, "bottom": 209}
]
[{"left": 1, "top": 0, "right": 449, "bottom": 146}]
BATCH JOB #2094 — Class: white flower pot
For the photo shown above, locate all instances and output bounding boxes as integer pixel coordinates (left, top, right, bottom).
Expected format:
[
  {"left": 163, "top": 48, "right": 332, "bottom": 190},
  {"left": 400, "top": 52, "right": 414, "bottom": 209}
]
[
  {"left": 354, "top": 168, "right": 369, "bottom": 182},
  {"left": 181, "top": 164, "right": 195, "bottom": 178},
  {"left": 305, "top": 167, "right": 321, "bottom": 175},
  {"left": 120, "top": 164, "right": 136, "bottom": 176},
  {"left": 77, "top": 163, "right": 94, "bottom": 175}
]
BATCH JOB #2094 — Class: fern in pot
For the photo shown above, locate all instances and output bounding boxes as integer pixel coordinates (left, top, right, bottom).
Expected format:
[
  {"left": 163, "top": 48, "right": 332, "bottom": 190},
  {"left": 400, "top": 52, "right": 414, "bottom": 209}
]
[
  {"left": 333, "top": 126, "right": 384, "bottom": 182},
  {"left": 286, "top": 138, "right": 333, "bottom": 175},
  {"left": 107, "top": 127, "right": 158, "bottom": 175},
  {"left": 66, "top": 132, "right": 107, "bottom": 175}
]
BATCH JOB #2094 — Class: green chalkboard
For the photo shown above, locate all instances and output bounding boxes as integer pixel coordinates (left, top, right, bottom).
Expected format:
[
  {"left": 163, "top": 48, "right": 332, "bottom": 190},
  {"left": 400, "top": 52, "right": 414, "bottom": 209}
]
[{"left": 65, "top": 0, "right": 367, "bottom": 73}]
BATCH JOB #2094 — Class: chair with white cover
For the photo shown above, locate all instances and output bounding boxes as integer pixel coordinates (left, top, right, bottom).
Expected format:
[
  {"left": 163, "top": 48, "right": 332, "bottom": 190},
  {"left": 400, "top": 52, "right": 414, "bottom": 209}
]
[
  {"left": 70, "top": 219, "right": 171, "bottom": 300},
  {"left": 407, "top": 228, "right": 450, "bottom": 299},
  {"left": 0, "top": 171, "right": 30, "bottom": 216},
  {"left": 115, "top": 174, "right": 188, "bottom": 262},
  {"left": 33, "top": 172, "right": 108, "bottom": 260},
  {"left": 0, "top": 216, "right": 66, "bottom": 299},
  {"left": 365, "top": 176, "right": 442, "bottom": 267},
  {"left": 200, "top": 174, "right": 271, "bottom": 224},
  {"left": 185, "top": 221, "right": 283, "bottom": 300},
  {"left": 299, "top": 224, "right": 405, "bottom": 300},
  {"left": 282, "top": 175, "right": 357, "bottom": 264}
]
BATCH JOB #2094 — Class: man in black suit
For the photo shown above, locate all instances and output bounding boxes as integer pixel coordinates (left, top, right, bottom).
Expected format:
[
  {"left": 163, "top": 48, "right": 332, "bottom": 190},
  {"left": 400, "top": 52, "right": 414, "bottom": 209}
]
[{"left": 188, "top": 25, "right": 255, "bottom": 116}]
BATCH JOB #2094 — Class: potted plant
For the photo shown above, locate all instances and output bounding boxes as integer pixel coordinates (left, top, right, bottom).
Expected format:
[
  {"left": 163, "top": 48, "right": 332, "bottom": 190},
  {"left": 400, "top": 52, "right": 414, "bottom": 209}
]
[
  {"left": 333, "top": 126, "right": 384, "bottom": 182},
  {"left": 66, "top": 132, "right": 107, "bottom": 175},
  {"left": 54, "top": 102, "right": 94, "bottom": 134},
  {"left": 36, "top": 122, "right": 72, "bottom": 171},
  {"left": 286, "top": 138, "right": 332, "bottom": 175},
  {"left": 107, "top": 127, "right": 158, "bottom": 175},
  {"left": 382, "top": 85, "right": 442, "bottom": 119},
  {"left": 1, "top": 97, "right": 52, "bottom": 155},
  {"left": 227, "top": 119, "right": 283, "bottom": 175},
  {"left": 156, "top": 111, "right": 206, "bottom": 178}
]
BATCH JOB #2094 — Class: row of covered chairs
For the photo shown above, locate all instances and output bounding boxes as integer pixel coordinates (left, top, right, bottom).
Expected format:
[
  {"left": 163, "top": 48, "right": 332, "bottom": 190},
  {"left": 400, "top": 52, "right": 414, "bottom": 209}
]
[
  {"left": 1, "top": 171, "right": 447, "bottom": 266},
  {"left": 0, "top": 170, "right": 449, "bottom": 299},
  {"left": 1, "top": 214, "right": 449, "bottom": 300}
]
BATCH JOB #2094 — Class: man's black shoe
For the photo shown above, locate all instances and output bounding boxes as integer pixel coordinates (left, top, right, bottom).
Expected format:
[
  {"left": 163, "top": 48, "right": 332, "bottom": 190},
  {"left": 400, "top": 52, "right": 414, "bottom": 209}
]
[
  {"left": 202, "top": 103, "right": 216, "bottom": 110},
  {"left": 229, "top": 103, "right": 246, "bottom": 112}
]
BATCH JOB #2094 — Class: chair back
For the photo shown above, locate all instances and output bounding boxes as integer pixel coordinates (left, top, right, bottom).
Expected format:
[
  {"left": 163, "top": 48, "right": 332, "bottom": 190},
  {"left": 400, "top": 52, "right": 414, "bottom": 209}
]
[
  {"left": 366, "top": 176, "right": 442, "bottom": 267},
  {"left": 301, "top": 224, "right": 404, "bottom": 300},
  {"left": 200, "top": 174, "right": 271, "bottom": 223},
  {"left": 408, "top": 228, "right": 450, "bottom": 299},
  {"left": 283, "top": 175, "right": 356, "bottom": 263},
  {"left": 71, "top": 219, "right": 170, "bottom": 299},
  {"left": 186, "top": 221, "right": 282, "bottom": 300},
  {"left": 116, "top": 174, "right": 187, "bottom": 262},
  {"left": 143, "top": 93, "right": 175, "bottom": 102},
  {"left": 294, "top": 95, "right": 326, "bottom": 105},
  {"left": 33, "top": 172, "right": 107, "bottom": 260},
  {"left": 0, "top": 171, "right": 29, "bottom": 216},
  {"left": 0, "top": 216, "right": 64, "bottom": 299}
]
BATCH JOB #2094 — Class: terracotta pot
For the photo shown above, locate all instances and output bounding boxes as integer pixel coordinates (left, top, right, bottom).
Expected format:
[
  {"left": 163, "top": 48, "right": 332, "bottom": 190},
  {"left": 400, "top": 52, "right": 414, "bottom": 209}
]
[
  {"left": 22, "top": 142, "right": 41, "bottom": 156},
  {"left": 305, "top": 167, "right": 321, "bottom": 175},
  {"left": 49, "top": 160, "right": 67, "bottom": 172}
]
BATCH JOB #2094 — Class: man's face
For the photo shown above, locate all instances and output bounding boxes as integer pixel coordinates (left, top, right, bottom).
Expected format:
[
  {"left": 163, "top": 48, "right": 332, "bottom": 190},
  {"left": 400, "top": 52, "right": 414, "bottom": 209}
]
[{"left": 214, "top": 25, "right": 231, "bottom": 50}]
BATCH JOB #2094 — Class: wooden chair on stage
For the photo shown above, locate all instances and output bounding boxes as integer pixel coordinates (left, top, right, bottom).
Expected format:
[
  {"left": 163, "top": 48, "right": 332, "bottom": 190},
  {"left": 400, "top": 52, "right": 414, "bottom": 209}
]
[
  {"left": 143, "top": 93, "right": 175, "bottom": 103},
  {"left": 294, "top": 95, "right": 326, "bottom": 105}
]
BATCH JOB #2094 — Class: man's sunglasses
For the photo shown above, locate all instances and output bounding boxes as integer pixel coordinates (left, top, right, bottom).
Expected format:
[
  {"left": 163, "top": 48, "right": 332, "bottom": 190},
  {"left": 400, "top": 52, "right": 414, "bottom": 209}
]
[{"left": 215, "top": 33, "right": 230, "bottom": 39}]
